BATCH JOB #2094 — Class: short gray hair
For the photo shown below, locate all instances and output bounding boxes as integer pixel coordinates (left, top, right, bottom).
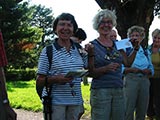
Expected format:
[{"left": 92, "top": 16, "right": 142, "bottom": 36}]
[
  {"left": 127, "top": 25, "right": 145, "bottom": 39},
  {"left": 92, "top": 9, "right": 117, "bottom": 31}
]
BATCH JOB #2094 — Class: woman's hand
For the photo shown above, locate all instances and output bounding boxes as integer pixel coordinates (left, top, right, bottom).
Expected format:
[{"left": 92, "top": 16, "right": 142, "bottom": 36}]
[
  {"left": 52, "top": 74, "right": 73, "bottom": 84},
  {"left": 130, "top": 38, "right": 140, "bottom": 51},
  {"left": 141, "top": 69, "right": 151, "bottom": 75},
  {"left": 85, "top": 43, "right": 94, "bottom": 56},
  {"left": 105, "top": 62, "right": 120, "bottom": 72},
  {"left": 124, "top": 67, "right": 141, "bottom": 74}
]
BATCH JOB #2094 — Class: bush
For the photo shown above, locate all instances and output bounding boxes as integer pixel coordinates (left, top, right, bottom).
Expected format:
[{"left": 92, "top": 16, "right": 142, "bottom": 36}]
[{"left": 6, "top": 69, "right": 36, "bottom": 81}]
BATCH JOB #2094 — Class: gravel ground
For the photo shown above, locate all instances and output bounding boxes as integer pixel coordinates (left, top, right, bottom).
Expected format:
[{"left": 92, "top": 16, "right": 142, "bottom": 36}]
[
  {"left": 14, "top": 109, "right": 43, "bottom": 120},
  {"left": 14, "top": 109, "right": 150, "bottom": 120},
  {"left": 14, "top": 109, "right": 90, "bottom": 120}
]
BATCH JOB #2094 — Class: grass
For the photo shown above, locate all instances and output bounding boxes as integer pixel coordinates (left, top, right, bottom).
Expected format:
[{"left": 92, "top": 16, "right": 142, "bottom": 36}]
[{"left": 7, "top": 80, "right": 91, "bottom": 117}]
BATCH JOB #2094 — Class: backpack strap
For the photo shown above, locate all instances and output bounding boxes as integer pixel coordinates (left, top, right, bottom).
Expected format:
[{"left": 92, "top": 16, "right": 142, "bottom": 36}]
[
  {"left": 36, "top": 45, "right": 53, "bottom": 100},
  {"left": 46, "top": 45, "right": 53, "bottom": 70},
  {"left": 74, "top": 42, "right": 82, "bottom": 49},
  {"left": 45, "top": 45, "right": 53, "bottom": 96},
  {"left": 43, "top": 45, "right": 53, "bottom": 117}
]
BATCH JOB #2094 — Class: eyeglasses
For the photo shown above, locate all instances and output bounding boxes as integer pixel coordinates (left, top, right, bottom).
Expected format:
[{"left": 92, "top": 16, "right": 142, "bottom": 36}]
[
  {"left": 69, "top": 82, "right": 76, "bottom": 96},
  {"left": 100, "top": 20, "right": 113, "bottom": 26}
]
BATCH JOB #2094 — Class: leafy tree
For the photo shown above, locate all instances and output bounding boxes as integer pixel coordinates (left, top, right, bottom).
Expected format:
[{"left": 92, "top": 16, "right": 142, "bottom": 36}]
[
  {"left": 0, "top": 0, "right": 54, "bottom": 69},
  {"left": 96, "top": 0, "right": 160, "bottom": 47},
  {"left": 0, "top": 0, "right": 40, "bottom": 69},
  {"left": 30, "top": 4, "right": 55, "bottom": 54}
]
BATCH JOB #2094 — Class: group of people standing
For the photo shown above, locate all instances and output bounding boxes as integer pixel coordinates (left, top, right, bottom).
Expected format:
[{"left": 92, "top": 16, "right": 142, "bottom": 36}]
[
  {"left": 36, "top": 8, "right": 160, "bottom": 120},
  {"left": 0, "top": 7, "right": 159, "bottom": 120}
]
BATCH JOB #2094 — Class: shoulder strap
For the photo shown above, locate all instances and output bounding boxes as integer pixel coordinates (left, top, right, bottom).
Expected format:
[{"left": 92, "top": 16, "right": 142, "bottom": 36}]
[
  {"left": 46, "top": 45, "right": 53, "bottom": 70},
  {"left": 44, "top": 45, "right": 53, "bottom": 98},
  {"left": 74, "top": 42, "right": 82, "bottom": 49},
  {"left": 72, "top": 42, "right": 84, "bottom": 56},
  {"left": 36, "top": 45, "right": 53, "bottom": 100}
]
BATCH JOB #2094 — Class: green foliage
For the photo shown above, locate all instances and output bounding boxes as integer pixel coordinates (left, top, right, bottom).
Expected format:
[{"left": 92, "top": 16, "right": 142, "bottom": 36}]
[
  {"left": 7, "top": 80, "right": 91, "bottom": 116},
  {"left": 6, "top": 69, "right": 36, "bottom": 81},
  {"left": 154, "top": 1, "right": 160, "bottom": 16},
  {"left": 0, "top": 0, "right": 54, "bottom": 69},
  {"left": 0, "top": 1, "right": 40, "bottom": 69}
]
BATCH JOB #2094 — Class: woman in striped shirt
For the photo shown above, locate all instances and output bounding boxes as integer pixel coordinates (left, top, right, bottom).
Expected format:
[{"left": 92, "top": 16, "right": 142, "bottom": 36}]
[{"left": 36, "top": 13, "right": 89, "bottom": 120}]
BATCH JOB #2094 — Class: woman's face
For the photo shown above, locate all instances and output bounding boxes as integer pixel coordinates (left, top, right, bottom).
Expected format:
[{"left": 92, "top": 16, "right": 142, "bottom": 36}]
[
  {"left": 153, "top": 34, "right": 160, "bottom": 47},
  {"left": 55, "top": 20, "right": 74, "bottom": 40},
  {"left": 129, "top": 31, "right": 142, "bottom": 44},
  {"left": 98, "top": 18, "right": 113, "bottom": 36}
]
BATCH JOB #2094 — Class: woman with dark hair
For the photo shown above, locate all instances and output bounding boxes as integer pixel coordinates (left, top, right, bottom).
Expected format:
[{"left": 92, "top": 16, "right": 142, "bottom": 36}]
[{"left": 36, "top": 13, "right": 90, "bottom": 120}]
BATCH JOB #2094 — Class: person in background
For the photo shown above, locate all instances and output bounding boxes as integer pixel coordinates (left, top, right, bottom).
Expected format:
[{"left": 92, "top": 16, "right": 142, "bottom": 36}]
[
  {"left": 123, "top": 25, "right": 154, "bottom": 120},
  {"left": 71, "top": 28, "right": 87, "bottom": 44},
  {"left": 0, "top": 30, "right": 17, "bottom": 120},
  {"left": 36, "top": 13, "right": 90, "bottom": 120},
  {"left": 87, "top": 9, "right": 136, "bottom": 120},
  {"left": 110, "top": 29, "right": 117, "bottom": 41},
  {"left": 71, "top": 27, "right": 88, "bottom": 120},
  {"left": 147, "top": 28, "right": 160, "bottom": 120}
]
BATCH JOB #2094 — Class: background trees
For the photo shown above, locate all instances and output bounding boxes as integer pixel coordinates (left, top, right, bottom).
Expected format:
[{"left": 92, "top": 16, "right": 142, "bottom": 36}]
[
  {"left": 0, "top": 0, "right": 54, "bottom": 69},
  {"left": 1, "top": 0, "right": 159, "bottom": 70},
  {"left": 95, "top": 0, "right": 160, "bottom": 47}
]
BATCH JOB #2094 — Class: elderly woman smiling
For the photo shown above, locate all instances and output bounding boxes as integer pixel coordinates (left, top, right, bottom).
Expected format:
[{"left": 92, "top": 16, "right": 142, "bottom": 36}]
[{"left": 87, "top": 9, "right": 137, "bottom": 120}]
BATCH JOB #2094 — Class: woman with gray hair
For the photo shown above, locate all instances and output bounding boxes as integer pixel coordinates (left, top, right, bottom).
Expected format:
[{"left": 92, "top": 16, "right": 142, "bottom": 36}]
[
  {"left": 88, "top": 9, "right": 134, "bottom": 120},
  {"left": 123, "top": 25, "right": 154, "bottom": 120}
]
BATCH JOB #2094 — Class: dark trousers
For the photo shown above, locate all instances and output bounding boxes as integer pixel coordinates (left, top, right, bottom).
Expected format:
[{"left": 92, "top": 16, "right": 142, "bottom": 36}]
[{"left": 147, "top": 78, "right": 160, "bottom": 119}]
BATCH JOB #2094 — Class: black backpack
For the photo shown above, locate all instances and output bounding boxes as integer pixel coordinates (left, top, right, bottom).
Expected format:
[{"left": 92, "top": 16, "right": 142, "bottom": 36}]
[{"left": 36, "top": 45, "right": 53, "bottom": 99}]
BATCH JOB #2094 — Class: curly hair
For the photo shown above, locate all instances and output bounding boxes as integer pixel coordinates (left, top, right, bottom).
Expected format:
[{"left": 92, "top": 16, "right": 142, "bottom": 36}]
[
  {"left": 92, "top": 9, "right": 117, "bottom": 31},
  {"left": 127, "top": 25, "right": 145, "bottom": 39}
]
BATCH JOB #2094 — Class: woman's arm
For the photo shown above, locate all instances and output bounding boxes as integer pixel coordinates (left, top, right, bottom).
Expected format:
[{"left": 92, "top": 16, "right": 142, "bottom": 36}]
[{"left": 87, "top": 45, "right": 120, "bottom": 78}]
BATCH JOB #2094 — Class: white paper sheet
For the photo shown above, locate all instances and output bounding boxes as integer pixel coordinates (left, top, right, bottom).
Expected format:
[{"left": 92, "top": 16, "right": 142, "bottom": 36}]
[{"left": 115, "top": 38, "right": 133, "bottom": 50}]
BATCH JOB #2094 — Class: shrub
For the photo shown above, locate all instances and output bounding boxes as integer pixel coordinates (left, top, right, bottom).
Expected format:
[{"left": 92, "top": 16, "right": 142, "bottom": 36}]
[{"left": 6, "top": 69, "right": 36, "bottom": 81}]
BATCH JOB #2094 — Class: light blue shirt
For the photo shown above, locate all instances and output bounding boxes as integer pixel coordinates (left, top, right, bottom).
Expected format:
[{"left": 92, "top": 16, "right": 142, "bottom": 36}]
[{"left": 123, "top": 46, "right": 154, "bottom": 76}]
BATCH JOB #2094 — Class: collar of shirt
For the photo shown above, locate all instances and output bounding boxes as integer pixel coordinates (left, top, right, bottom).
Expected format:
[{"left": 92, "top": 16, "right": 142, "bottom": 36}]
[{"left": 54, "top": 38, "right": 76, "bottom": 51}]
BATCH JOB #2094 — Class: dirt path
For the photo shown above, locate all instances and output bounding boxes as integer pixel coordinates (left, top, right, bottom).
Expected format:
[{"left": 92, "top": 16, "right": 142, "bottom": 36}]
[
  {"left": 14, "top": 109, "right": 90, "bottom": 120},
  {"left": 14, "top": 109, "right": 43, "bottom": 120},
  {"left": 15, "top": 108, "right": 151, "bottom": 120}
]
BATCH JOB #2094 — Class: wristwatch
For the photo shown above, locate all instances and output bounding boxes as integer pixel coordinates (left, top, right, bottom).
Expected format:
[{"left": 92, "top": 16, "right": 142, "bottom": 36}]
[{"left": 3, "top": 99, "right": 9, "bottom": 104}]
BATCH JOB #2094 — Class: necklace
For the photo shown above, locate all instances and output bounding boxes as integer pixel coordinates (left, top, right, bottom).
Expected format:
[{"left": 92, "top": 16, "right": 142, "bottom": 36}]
[
  {"left": 96, "top": 38, "right": 120, "bottom": 60},
  {"left": 104, "top": 47, "right": 120, "bottom": 60}
]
